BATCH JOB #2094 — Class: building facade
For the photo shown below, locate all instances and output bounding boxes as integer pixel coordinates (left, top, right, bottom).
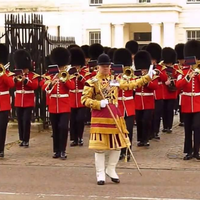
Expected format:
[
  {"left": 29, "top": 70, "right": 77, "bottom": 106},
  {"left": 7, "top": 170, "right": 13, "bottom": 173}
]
[{"left": 0, "top": 0, "right": 199, "bottom": 48}]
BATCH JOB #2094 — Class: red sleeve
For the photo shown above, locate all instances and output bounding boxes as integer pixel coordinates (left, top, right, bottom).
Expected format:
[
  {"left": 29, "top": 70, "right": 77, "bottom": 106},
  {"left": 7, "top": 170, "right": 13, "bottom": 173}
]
[
  {"left": 176, "top": 74, "right": 188, "bottom": 89},
  {"left": 159, "top": 70, "right": 168, "bottom": 82},
  {"left": 26, "top": 78, "right": 39, "bottom": 90},
  {"left": 3, "top": 74, "right": 15, "bottom": 88},
  {"left": 64, "top": 79, "right": 75, "bottom": 90},
  {"left": 147, "top": 77, "right": 158, "bottom": 90}
]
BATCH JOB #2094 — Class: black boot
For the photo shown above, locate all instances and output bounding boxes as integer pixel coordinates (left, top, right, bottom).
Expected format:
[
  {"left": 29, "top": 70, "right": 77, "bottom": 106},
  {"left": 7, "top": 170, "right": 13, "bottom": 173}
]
[
  {"left": 52, "top": 152, "right": 60, "bottom": 159},
  {"left": 78, "top": 138, "right": 84, "bottom": 146},
  {"left": 183, "top": 154, "right": 193, "bottom": 160},
  {"left": 70, "top": 141, "right": 78, "bottom": 147},
  {"left": 0, "top": 152, "right": 4, "bottom": 158},
  {"left": 60, "top": 152, "right": 67, "bottom": 160},
  {"left": 19, "top": 141, "right": 25, "bottom": 147}
]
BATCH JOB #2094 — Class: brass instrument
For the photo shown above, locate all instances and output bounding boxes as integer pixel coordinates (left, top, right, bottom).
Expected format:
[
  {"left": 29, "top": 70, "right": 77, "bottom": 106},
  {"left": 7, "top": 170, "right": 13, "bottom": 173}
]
[
  {"left": 58, "top": 70, "right": 69, "bottom": 83},
  {"left": 123, "top": 66, "right": 133, "bottom": 79},
  {"left": 0, "top": 64, "right": 5, "bottom": 77}
]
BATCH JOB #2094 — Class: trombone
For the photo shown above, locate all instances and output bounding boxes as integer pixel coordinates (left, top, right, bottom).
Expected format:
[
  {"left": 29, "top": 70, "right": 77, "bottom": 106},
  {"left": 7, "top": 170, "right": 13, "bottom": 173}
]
[{"left": 0, "top": 62, "right": 10, "bottom": 77}]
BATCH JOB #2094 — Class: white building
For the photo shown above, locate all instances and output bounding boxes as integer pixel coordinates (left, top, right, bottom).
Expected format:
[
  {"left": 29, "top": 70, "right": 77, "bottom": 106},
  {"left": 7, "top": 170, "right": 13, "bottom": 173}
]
[{"left": 0, "top": 0, "right": 199, "bottom": 48}]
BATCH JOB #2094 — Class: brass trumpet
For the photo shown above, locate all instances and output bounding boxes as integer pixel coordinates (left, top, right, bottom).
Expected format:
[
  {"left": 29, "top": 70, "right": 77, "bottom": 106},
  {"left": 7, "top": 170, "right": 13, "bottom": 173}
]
[
  {"left": 58, "top": 70, "right": 69, "bottom": 82},
  {"left": 0, "top": 64, "right": 5, "bottom": 77},
  {"left": 122, "top": 66, "right": 133, "bottom": 79}
]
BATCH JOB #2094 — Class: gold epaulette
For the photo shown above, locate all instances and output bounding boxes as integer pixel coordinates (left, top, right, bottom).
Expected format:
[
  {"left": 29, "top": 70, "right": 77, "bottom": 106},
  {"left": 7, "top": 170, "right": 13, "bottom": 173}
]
[
  {"left": 158, "top": 61, "right": 167, "bottom": 71},
  {"left": 176, "top": 69, "right": 184, "bottom": 75},
  {"left": 85, "top": 72, "right": 91, "bottom": 77},
  {"left": 7, "top": 71, "right": 15, "bottom": 77},
  {"left": 44, "top": 80, "right": 51, "bottom": 85},
  {"left": 32, "top": 72, "right": 40, "bottom": 79},
  {"left": 152, "top": 75, "right": 159, "bottom": 80}
]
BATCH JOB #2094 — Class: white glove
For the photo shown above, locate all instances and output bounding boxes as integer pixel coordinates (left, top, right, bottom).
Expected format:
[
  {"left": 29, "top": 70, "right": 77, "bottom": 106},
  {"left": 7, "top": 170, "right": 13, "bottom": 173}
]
[
  {"left": 147, "top": 65, "right": 156, "bottom": 79},
  {"left": 100, "top": 99, "right": 109, "bottom": 108},
  {"left": 110, "top": 80, "right": 120, "bottom": 87}
]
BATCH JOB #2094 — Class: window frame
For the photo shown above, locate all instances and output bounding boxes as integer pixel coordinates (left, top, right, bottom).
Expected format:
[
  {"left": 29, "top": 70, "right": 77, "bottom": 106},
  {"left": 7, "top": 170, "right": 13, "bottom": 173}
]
[
  {"left": 89, "top": 31, "right": 101, "bottom": 45},
  {"left": 186, "top": 30, "right": 200, "bottom": 41},
  {"left": 139, "top": 0, "right": 151, "bottom": 3},
  {"left": 187, "top": 0, "right": 200, "bottom": 3},
  {"left": 89, "top": 0, "right": 103, "bottom": 6}
]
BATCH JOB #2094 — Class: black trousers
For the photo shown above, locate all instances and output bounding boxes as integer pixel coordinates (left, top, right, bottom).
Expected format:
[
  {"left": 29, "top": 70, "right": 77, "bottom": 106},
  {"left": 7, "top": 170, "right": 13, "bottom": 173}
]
[
  {"left": 50, "top": 113, "right": 69, "bottom": 153},
  {"left": 0, "top": 111, "right": 9, "bottom": 152},
  {"left": 162, "top": 99, "right": 176, "bottom": 129},
  {"left": 121, "top": 115, "right": 134, "bottom": 154},
  {"left": 70, "top": 107, "right": 86, "bottom": 142},
  {"left": 183, "top": 112, "right": 200, "bottom": 155},
  {"left": 16, "top": 107, "right": 33, "bottom": 143},
  {"left": 136, "top": 109, "right": 154, "bottom": 143},
  {"left": 153, "top": 100, "right": 163, "bottom": 135},
  {"left": 179, "top": 105, "right": 184, "bottom": 123}
]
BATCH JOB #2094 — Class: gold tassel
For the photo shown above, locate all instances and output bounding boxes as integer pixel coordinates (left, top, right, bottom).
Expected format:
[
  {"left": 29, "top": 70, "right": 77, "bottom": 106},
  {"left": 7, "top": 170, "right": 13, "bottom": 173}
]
[{"left": 124, "top": 147, "right": 128, "bottom": 162}]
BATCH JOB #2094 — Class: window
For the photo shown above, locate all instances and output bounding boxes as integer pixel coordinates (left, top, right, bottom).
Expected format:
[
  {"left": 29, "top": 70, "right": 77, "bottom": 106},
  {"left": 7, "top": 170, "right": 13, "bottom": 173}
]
[
  {"left": 139, "top": 0, "right": 150, "bottom": 3},
  {"left": 90, "top": 0, "right": 103, "bottom": 5},
  {"left": 134, "top": 32, "right": 151, "bottom": 41},
  {"left": 89, "top": 31, "right": 101, "bottom": 45},
  {"left": 187, "top": 0, "right": 200, "bottom": 3},
  {"left": 187, "top": 30, "right": 200, "bottom": 41}
]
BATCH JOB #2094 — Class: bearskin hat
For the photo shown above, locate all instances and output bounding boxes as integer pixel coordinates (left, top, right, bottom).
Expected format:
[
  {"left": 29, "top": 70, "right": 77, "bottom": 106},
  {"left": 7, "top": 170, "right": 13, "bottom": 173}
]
[
  {"left": 134, "top": 50, "right": 151, "bottom": 70},
  {"left": 67, "top": 44, "right": 80, "bottom": 50},
  {"left": 104, "top": 46, "right": 111, "bottom": 54},
  {"left": 89, "top": 43, "right": 104, "bottom": 60},
  {"left": 113, "top": 48, "right": 132, "bottom": 66},
  {"left": 175, "top": 43, "right": 185, "bottom": 60},
  {"left": 107, "top": 48, "right": 117, "bottom": 62},
  {"left": 0, "top": 44, "right": 8, "bottom": 65},
  {"left": 50, "top": 47, "right": 71, "bottom": 67},
  {"left": 184, "top": 40, "right": 200, "bottom": 60},
  {"left": 97, "top": 53, "right": 111, "bottom": 65},
  {"left": 13, "top": 49, "right": 32, "bottom": 69},
  {"left": 81, "top": 45, "right": 90, "bottom": 58},
  {"left": 45, "top": 55, "right": 53, "bottom": 70},
  {"left": 69, "top": 47, "right": 85, "bottom": 67},
  {"left": 162, "top": 47, "right": 177, "bottom": 64},
  {"left": 125, "top": 40, "right": 138, "bottom": 55},
  {"left": 146, "top": 42, "right": 162, "bottom": 62}
]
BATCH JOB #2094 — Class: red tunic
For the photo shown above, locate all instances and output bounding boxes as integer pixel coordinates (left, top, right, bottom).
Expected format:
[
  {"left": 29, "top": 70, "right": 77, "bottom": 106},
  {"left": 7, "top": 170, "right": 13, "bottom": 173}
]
[
  {"left": 0, "top": 72, "right": 15, "bottom": 111},
  {"left": 14, "top": 72, "right": 39, "bottom": 107},
  {"left": 135, "top": 77, "right": 158, "bottom": 110},
  {"left": 43, "top": 75, "right": 75, "bottom": 113}
]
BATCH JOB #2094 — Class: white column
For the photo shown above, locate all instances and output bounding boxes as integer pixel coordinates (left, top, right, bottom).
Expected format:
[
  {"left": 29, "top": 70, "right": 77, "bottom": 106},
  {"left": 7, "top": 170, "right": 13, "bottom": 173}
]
[
  {"left": 163, "top": 22, "right": 175, "bottom": 48},
  {"left": 113, "top": 23, "right": 124, "bottom": 48},
  {"left": 150, "top": 23, "right": 161, "bottom": 45},
  {"left": 100, "top": 23, "right": 112, "bottom": 47}
]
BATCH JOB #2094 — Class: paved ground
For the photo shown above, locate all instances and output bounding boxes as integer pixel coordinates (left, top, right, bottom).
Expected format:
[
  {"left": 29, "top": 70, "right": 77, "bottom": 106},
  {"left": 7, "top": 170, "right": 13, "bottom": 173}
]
[{"left": 1, "top": 114, "right": 200, "bottom": 200}]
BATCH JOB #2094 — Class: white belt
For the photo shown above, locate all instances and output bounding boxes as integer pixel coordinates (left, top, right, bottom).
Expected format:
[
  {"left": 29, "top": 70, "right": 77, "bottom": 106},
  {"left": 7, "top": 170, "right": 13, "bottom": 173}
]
[
  {"left": 135, "top": 92, "right": 154, "bottom": 96},
  {"left": 0, "top": 91, "right": 9, "bottom": 95},
  {"left": 51, "top": 94, "right": 69, "bottom": 98},
  {"left": 16, "top": 90, "right": 34, "bottom": 94},
  {"left": 158, "top": 82, "right": 162, "bottom": 85},
  {"left": 118, "top": 96, "right": 133, "bottom": 101},
  {"left": 182, "top": 92, "right": 200, "bottom": 96},
  {"left": 70, "top": 89, "right": 83, "bottom": 93}
]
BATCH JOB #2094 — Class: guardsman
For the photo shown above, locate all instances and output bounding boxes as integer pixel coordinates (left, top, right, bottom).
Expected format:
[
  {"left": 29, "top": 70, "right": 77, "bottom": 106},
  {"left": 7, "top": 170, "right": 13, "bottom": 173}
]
[
  {"left": 146, "top": 43, "right": 168, "bottom": 139},
  {"left": 81, "top": 45, "right": 90, "bottom": 65},
  {"left": 176, "top": 40, "right": 200, "bottom": 160},
  {"left": 113, "top": 48, "right": 135, "bottom": 161},
  {"left": 69, "top": 47, "right": 88, "bottom": 147},
  {"left": 175, "top": 43, "right": 185, "bottom": 127},
  {"left": 13, "top": 50, "right": 39, "bottom": 148},
  {"left": 0, "top": 44, "right": 15, "bottom": 158},
  {"left": 134, "top": 50, "right": 158, "bottom": 147},
  {"left": 43, "top": 47, "right": 75, "bottom": 160},
  {"left": 81, "top": 53, "right": 154, "bottom": 185},
  {"left": 161, "top": 48, "right": 180, "bottom": 133}
]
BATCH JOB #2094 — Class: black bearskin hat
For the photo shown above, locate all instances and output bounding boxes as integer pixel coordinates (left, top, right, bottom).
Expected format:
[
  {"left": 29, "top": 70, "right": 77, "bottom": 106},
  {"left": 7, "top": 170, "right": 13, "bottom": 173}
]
[
  {"left": 113, "top": 48, "right": 132, "bottom": 66},
  {"left": 97, "top": 53, "right": 111, "bottom": 65},
  {"left": 0, "top": 44, "right": 8, "bottom": 65},
  {"left": 184, "top": 40, "right": 200, "bottom": 60},
  {"left": 67, "top": 44, "right": 80, "bottom": 50},
  {"left": 107, "top": 48, "right": 117, "bottom": 62},
  {"left": 175, "top": 43, "right": 185, "bottom": 60},
  {"left": 13, "top": 49, "right": 32, "bottom": 69},
  {"left": 146, "top": 42, "right": 162, "bottom": 62},
  {"left": 69, "top": 47, "right": 85, "bottom": 67},
  {"left": 89, "top": 43, "right": 104, "bottom": 60},
  {"left": 50, "top": 47, "right": 71, "bottom": 67},
  {"left": 125, "top": 40, "right": 138, "bottom": 55},
  {"left": 162, "top": 47, "right": 177, "bottom": 64},
  {"left": 134, "top": 50, "right": 151, "bottom": 70},
  {"left": 45, "top": 55, "right": 53, "bottom": 70},
  {"left": 81, "top": 45, "right": 90, "bottom": 58},
  {"left": 104, "top": 46, "right": 111, "bottom": 54}
]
